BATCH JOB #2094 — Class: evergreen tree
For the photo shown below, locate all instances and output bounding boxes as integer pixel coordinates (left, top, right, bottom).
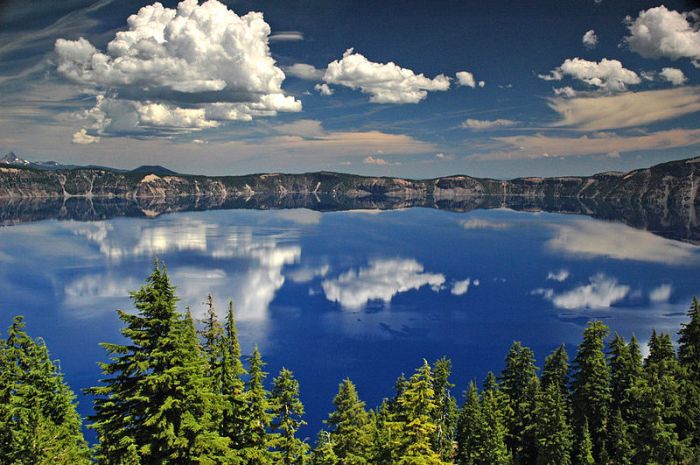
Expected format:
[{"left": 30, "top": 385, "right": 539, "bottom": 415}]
[
  {"left": 0, "top": 317, "right": 90, "bottom": 465},
  {"left": 244, "top": 346, "right": 273, "bottom": 465},
  {"left": 571, "top": 320, "right": 611, "bottom": 463},
  {"left": 393, "top": 360, "right": 448, "bottom": 465},
  {"left": 628, "top": 330, "right": 688, "bottom": 464},
  {"left": 198, "top": 294, "right": 224, "bottom": 378},
  {"left": 270, "top": 368, "right": 308, "bottom": 465},
  {"left": 455, "top": 381, "right": 482, "bottom": 465},
  {"left": 221, "top": 302, "right": 249, "bottom": 451},
  {"left": 533, "top": 382, "right": 572, "bottom": 465},
  {"left": 576, "top": 419, "right": 594, "bottom": 465},
  {"left": 500, "top": 341, "right": 538, "bottom": 464},
  {"left": 608, "top": 409, "right": 632, "bottom": 465},
  {"left": 678, "top": 297, "right": 700, "bottom": 445},
  {"left": 455, "top": 381, "right": 510, "bottom": 465},
  {"left": 482, "top": 371, "right": 498, "bottom": 393},
  {"left": 609, "top": 333, "right": 641, "bottom": 419},
  {"left": 312, "top": 431, "right": 339, "bottom": 465},
  {"left": 326, "top": 378, "right": 371, "bottom": 464},
  {"left": 89, "top": 261, "right": 230, "bottom": 465},
  {"left": 431, "top": 357, "right": 458, "bottom": 461},
  {"left": 541, "top": 344, "right": 569, "bottom": 398}
]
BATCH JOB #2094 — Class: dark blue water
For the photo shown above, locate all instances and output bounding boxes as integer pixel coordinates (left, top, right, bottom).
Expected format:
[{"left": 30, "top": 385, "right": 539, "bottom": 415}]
[{"left": 0, "top": 207, "right": 698, "bottom": 442}]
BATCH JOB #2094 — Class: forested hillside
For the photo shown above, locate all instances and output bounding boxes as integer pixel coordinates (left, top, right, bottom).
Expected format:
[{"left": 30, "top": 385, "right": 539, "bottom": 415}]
[{"left": 1, "top": 261, "right": 699, "bottom": 464}]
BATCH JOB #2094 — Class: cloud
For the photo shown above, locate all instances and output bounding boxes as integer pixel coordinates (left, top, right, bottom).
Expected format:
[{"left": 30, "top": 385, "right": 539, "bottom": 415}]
[
  {"left": 547, "top": 269, "right": 570, "bottom": 282},
  {"left": 460, "top": 218, "right": 510, "bottom": 230},
  {"left": 659, "top": 67, "right": 687, "bottom": 86},
  {"left": 547, "top": 86, "right": 700, "bottom": 131},
  {"left": 54, "top": 0, "right": 301, "bottom": 140},
  {"left": 485, "top": 127, "right": 700, "bottom": 160},
  {"left": 461, "top": 118, "right": 517, "bottom": 130},
  {"left": 546, "top": 219, "right": 698, "bottom": 265},
  {"left": 363, "top": 155, "right": 399, "bottom": 165},
  {"left": 285, "top": 63, "right": 324, "bottom": 80},
  {"left": 553, "top": 86, "right": 577, "bottom": 98},
  {"left": 538, "top": 273, "right": 630, "bottom": 309},
  {"left": 269, "top": 31, "right": 304, "bottom": 42},
  {"left": 649, "top": 284, "right": 672, "bottom": 303},
  {"left": 624, "top": 6, "right": 700, "bottom": 62},
  {"left": 314, "top": 83, "right": 333, "bottom": 95},
  {"left": 71, "top": 128, "right": 100, "bottom": 144},
  {"left": 455, "top": 71, "right": 484, "bottom": 88},
  {"left": 582, "top": 30, "right": 598, "bottom": 49},
  {"left": 323, "top": 48, "right": 450, "bottom": 103},
  {"left": 451, "top": 279, "right": 471, "bottom": 296},
  {"left": 273, "top": 119, "right": 326, "bottom": 138},
  {"left": 321, "top": 258, "right": 445, "bottom": 310},
  {"left": 539, "top": 58, "right": 641, "bottom": 92}
]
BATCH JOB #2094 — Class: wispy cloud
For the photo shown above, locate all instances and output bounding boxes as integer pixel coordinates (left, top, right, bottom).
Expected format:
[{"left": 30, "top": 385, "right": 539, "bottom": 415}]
[{"left": 533, "top": 273, "right": 630, "bottom": 309}]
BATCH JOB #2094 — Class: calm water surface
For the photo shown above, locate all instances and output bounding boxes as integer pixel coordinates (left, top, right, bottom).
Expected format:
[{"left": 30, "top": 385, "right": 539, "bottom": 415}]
[{"left": 0, "top": 206, "right": 698, "bottom": 439}]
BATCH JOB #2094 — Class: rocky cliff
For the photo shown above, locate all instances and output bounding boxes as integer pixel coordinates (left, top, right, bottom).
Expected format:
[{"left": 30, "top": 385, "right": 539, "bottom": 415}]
[{"left": 1, "top": 157, "right": 699, "bottom": 208}]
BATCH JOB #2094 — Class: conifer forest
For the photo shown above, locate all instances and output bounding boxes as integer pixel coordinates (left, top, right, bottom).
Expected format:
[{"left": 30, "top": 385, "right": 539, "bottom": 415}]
[{"left": 2, "top": 261, "right": 700, "bottom": 465}]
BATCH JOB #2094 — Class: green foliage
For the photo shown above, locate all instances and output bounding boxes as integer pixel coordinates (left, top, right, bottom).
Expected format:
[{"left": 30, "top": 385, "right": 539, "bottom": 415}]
[
  {"left": 326, "top": 378, "right": 371, "bottom": 464},
  {"left": 431, "top": 358, "right": 458, "bottom": 462},
  {"left": 500, "top": 341, "right": 538, "bottom": 464},
  {"left": 534, "top": 382, "right": 572, "bottom": 465},
  {"left": 576, "top": 419, "right": 594, "bottom": 465},
  {"left": 89, "top": 261, "right": 231, "bottom": 465},
  {"left": 270, "top": 368, "right": 308, "bottom": 464},
  {"left": 571, "top": 320, "right": 611, "bottom": 463},
  {"left": 541, "top": 344, "right": 569, "bottom": 398},
  {"left": 0, "top": 317, "right": 90, "bottom": 465},
  {"left": 244, "top": 346, "right": 273, "bottom": 465}
]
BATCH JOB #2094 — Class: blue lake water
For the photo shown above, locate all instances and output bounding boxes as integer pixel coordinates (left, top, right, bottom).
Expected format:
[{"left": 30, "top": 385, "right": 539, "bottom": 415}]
[{"left": 0, "top": 206, "right": 698, "bottom": 441}]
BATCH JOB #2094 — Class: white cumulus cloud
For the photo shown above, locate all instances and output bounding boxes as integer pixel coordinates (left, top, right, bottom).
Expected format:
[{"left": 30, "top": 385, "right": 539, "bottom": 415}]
[
  {"left": 71, "top": 128, "right": 100, "bottom": 144},
  {"left": 321, "top": 258, "right": 445, "bottom": 310},
  {"left": 55, "top": 0, "right": 301, "bottom": 140},
  {"left": 315, "top": 83, "right": 334, "bottom": 95},
  {"left": 582, "top": 30, "right": 598, "bottom": 48},
  {"left": 323, "top": 48, "right": 450, "bottom": 103},
  {"left": 536, "top": 273, "right": 630, "bottom": 309},
  {"left": 285, "top": 63, "right": 325, "bottom": 80},
  {"left": 659, "top": 67, "right": 687, "bottom": 86},
  {"left": 625, "top": 6, "right": 700, "bottom": 63},
  {"left": 539, "top": 58, "right": 641, "bottom": 93}
]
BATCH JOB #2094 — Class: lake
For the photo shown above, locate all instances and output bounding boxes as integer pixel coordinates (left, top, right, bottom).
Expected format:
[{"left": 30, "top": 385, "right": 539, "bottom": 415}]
[{"left": 0, "top": 202, "right": 698, "bottom": 441}]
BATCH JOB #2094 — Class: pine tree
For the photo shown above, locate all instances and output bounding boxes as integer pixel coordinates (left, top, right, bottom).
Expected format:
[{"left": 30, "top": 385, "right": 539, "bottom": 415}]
[
  {"left": 312, "top": 431, "right": 339, "bottom": 465},
  {"left": 576, "top": 419, "right": 594, "bottom": 465},
  {"left": 89, "top": 261, "right": 231, "bottom": 465},
  {"left": 541, "top": 344, "right": 569, "bottom": 398},
  {"left": 0, "top": 317, "right": 90, "bottom": 465},
  {"left": 394, "top": 360, "right": 448, "bottom": 465},
  {"left": 483, "top": 371, "right": 498, "bottom": 393},
  {"left": 571, "top": 320, "right": 611, "bottom": 463},
  {"left": 628, "top": 330, "right": 688, "bottom": 464},
  {"left": 221, "top": 301, "right": 249, "bottom": 451},
  {"left": 326, "top": 378, "right": 371, "bottom": 464},
  {"left": 198, "top": 294, "right": 224, "bottom": 377},
  {"left": 244, "top": 346, "right": 273, "bottom": 465},
  {"left": 534, "top": 382, "right": 572, "bottom": 465},
  {"left": 500, "top": 341, "right": 538, "bottom": 464},
  {"left": 432, "top": 358, "right": 458, "bottom": 461},
  {"left": 456, "top": 381, "right": 482, "bottom": 465},
  {"left": 678, "top": 297, "right": 700, "bottom": 445},
  {"left": 479, "top": 385, "right": 511, "bottom": 465},
  {"left": 607, "top": 409, "right": 632, "bottom": 465},
  {"left": 270, "top": 368, "right": 308, "bottom": 464}
]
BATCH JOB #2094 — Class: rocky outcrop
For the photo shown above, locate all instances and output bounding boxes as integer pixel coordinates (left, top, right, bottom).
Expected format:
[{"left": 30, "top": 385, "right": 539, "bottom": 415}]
[{"left": 1, "top": 157, "right": 699, "bottom": 210}]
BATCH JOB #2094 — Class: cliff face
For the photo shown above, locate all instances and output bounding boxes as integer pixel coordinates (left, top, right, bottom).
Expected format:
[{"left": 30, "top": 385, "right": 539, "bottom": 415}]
[{"left": 1, "top": 157, "right": 699, "bottom": 211}]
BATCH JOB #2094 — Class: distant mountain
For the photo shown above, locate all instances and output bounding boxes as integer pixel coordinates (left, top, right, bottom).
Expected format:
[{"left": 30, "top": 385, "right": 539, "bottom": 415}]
[
  {"left": 131, "top": 165, "right": 179, "bottom": 176},
  {"left": 0, "top": 152, "right": 70, "bottom": 170}
]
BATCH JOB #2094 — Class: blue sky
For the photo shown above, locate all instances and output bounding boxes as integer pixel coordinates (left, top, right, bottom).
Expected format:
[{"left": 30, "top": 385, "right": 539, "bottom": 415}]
[{"left": 0, "top": 0, "right": 699, "bottom": 178}]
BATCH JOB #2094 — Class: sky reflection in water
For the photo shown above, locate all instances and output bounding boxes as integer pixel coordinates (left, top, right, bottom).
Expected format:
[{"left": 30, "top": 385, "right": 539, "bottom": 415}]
[{"left": 0, "top": 207, "right": 698, "bottom": 439}]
